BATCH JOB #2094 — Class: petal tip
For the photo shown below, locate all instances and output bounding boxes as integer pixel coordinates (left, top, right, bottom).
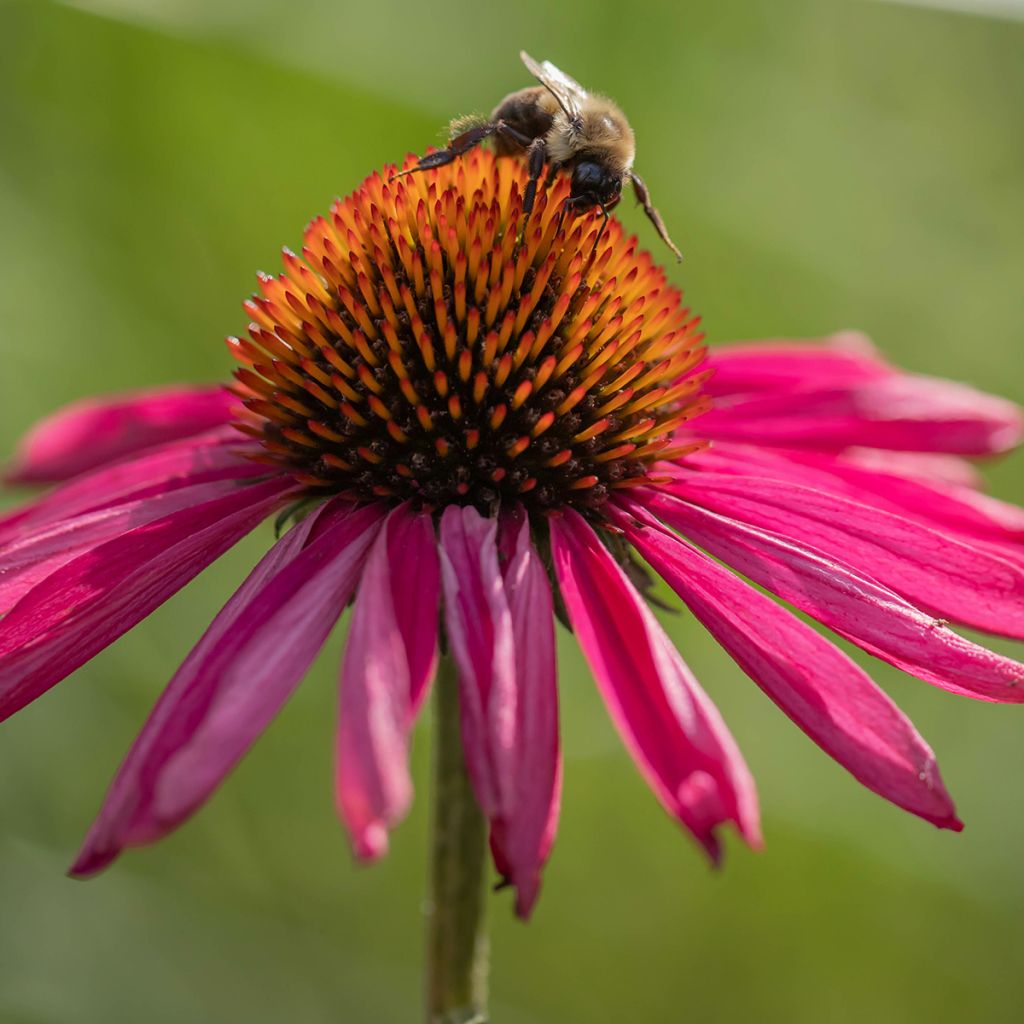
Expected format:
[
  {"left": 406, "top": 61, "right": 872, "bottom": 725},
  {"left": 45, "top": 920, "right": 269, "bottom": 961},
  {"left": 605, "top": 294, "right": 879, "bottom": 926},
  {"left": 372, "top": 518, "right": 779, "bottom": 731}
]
[
  {"left": 351, "top": 822, "right": 390, "bottom": 863},
  {"left": 67, "top": 845, "right": 116, "bottom": 880}
]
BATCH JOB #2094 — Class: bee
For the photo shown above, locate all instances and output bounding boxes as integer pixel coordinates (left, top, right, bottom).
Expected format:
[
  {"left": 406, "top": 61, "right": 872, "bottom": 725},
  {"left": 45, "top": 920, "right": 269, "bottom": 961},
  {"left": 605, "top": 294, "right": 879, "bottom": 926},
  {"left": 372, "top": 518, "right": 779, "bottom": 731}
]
[{"left": 394, "top": 51, "right": 682, "bottom": 261}]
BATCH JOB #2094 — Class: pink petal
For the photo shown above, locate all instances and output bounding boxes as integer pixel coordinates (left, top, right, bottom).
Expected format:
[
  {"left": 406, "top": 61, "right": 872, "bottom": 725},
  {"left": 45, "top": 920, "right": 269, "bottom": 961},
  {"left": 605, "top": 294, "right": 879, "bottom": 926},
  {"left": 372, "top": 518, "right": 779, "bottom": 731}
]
[
  {"left": 549, "top": 510, "right": 760, "bottom": 861},
  {"left": 0, "top": 475, "right": 295, "bottom": 722},
  {"left": 706, "top": 333, "right": 889, "bottom": 396},
  {"left": 617, "top": 504, "right": 960, "bottom": 831},
  {"left": 438, "top": 507, "right": 517, "bottom": 818},
  {"left": 662, "top": 472, "right": 1024, "bottom": 639},
  {"left": 490, "top": 512, "right": 560, "bottom": 919},
  {"left": 439, "top": 507, "right": 561, "bottom": 917},
  {"left": 835, "top": 449, "right": 983, "bottom": 489},
  {"left": 71, "top": 500, "right": 382, "bottom": 877},
  {"left": 0, "top": 428, "right": 256, "bottom": 548},
  {"left": 5, "top": 386, "right": 238, "bottom": 484},
  {"left": 388, "top": 507, "right": 442, "bottom": 716},
  {"left": 0, "top": 466, "right": 266, "bottom": 615},
  {"left": 638, "top": 490, "right": 1024, "bottom": 703},
  {"left": 686, "top": 443, "right": 1024, "bottom": 545},
  {"left": 699, "top": 374, "right": 1024, "bottom": 455},
  {"left": 336, "top": 506, "right": 440, "bottom": 861}
]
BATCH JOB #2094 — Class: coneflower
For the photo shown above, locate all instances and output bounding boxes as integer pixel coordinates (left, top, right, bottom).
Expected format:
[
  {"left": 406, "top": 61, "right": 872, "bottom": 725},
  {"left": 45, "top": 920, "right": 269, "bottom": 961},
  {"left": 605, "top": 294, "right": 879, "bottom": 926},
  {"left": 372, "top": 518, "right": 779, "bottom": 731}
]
[{"left": 3, "top": 148, "right": 1022, "bottom": 1023}]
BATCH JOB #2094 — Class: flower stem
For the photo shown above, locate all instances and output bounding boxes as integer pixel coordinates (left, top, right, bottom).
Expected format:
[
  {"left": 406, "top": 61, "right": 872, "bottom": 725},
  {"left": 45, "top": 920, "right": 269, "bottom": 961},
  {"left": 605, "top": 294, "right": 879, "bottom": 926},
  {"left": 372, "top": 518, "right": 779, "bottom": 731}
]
[{"left": 426, "top": 653, "right": 489, "bottom": 1024}]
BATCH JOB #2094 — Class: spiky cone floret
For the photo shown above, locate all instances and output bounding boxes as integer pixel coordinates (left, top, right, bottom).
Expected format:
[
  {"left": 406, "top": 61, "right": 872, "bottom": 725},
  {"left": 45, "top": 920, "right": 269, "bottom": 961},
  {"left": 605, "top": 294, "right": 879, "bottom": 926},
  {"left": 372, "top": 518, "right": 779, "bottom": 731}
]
[{"left": 228, "top": 148, "right": 708, "bottom": 513}]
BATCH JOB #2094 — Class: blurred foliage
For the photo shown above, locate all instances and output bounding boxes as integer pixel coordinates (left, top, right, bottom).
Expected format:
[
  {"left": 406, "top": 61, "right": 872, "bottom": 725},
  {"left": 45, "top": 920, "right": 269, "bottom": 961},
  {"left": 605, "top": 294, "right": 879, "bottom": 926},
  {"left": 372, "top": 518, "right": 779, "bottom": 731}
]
[{"left": 1, "top": 1, "right": 1023, "bottom": 1021}]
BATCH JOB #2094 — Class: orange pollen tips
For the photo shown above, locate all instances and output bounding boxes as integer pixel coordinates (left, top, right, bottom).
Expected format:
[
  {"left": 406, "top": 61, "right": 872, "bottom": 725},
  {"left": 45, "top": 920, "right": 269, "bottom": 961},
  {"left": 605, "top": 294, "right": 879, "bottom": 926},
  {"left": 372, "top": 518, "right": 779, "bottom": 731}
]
[{"left": 229, "top": 148, "right": 708, "bottom": 512}]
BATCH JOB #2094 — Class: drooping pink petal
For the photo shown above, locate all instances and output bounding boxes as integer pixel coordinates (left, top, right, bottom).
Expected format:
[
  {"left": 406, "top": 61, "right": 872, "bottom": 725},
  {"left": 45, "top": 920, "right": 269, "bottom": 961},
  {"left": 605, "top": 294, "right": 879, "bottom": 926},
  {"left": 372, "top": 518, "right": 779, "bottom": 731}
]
[
  {"left": 438, "top": 507, "right": 516, "bottom": 819},
  {"left": 71, "top": 500, "right": 382, "bottom": 877},
  {"left": 388, "top": 507, "right": 442, "bottom": 716},
  {"left": 549, "top": 510, "right": 760, "bottom": 861},
  {"left": 617, "top": 504, "right": 961, "bottom": 831},
  {"left": 0, "top": 475, "right": 295, "bottom": 722},
  {"left": 336, "top": 506, "right": 440, "bottom": 862},
  {"left": 0, "top": 428, "right": 256, "bottom": 547},
  {"left": 490, "top": 512, "right": 560, "bottom": 919},
  {"left": 706, "top": 333, "right": 889, "bottom": 396},
  {"left": 439, "top": 507, "right": 561, "bottom": 917},
  {"left": 685, "top": 443, "right": 1024, "bottom": 545},
  {"left": 0, "top": 466, "right": 267, "bottom": 615},
  {"left": 5, "top": 386, "right": 238, "bottom": 484},
  {"left": 637, "top": 490, "right": 1024, "bottom": 703},
  {"left": 662, "top": 472, "right": 1024, "bottom": 639}
]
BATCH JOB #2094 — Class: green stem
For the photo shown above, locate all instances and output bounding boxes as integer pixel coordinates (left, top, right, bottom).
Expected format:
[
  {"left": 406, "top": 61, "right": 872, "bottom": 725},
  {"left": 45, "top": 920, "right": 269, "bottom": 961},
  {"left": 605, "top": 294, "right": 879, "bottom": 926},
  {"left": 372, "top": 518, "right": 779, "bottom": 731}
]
[{"left": 426, "top": 653, "right": 489, "bottom": 1024}]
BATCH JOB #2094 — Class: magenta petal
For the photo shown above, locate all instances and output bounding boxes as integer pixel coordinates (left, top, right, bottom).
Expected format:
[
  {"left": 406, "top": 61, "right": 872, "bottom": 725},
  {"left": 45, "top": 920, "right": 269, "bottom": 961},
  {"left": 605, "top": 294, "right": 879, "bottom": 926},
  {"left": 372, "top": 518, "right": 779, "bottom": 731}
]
[
  {"left": 706, "top": 334, "right": 890, "bottom": 395},
  {"left": 0, "top": 472, "right": 267, "bottom": 615},
  {"left": 663, "top": 473, "right": 1024, "bottom": 639},
  {"left": 5, "top": 386, "right": 238, "bottom": 484},
  {"left": 619, "top": 504, "right": 961, "bottom": 830},
  {"left": 637, "top": 491, "right": 1024, "bottom": 703},
  {"left": 549, "top": 510, "right": 760, "bottom": 860},
  {"left": 336, "top": 506, "right": 440, "bottom": 861},
  {"left": 387, "top": 507, "right": 442, "bottom": 716},
  {"left": 71, "top": 500, "right": 382, "bottom": 877},
  {"left": 439, "top": 507, "right": 561, "bottom": 917},
  {"left": 686, "top": 444, "right": 1024, "bottom": 545},
  {"left": 699, "top": 376, "right": 1024, "bottom": 455},
  {"left": 438, "top": 506, "right": 517, "bottom": 818},
  {"left": 0, "top": 429, "right": 257, "bottom": 548},
  {"left": 0, "top": 476, "right": 294, "bottom": 722},
  {"left": 490, "top": 512, "right": 560, "bottom": 919}
]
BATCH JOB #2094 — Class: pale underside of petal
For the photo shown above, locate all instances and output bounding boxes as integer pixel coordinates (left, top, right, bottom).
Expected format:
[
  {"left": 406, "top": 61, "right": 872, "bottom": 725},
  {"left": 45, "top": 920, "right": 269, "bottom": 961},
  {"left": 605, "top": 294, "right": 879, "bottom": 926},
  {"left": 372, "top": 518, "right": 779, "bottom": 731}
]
[
  {"left": 490, "top": 513, "right": 560, "bottom": 919},
  {"left": 336, "top": 506, "right": 440, "bottom": 861},
  {"left": 439, "top": 507, "right": 561, "bottom": 918},
  {"left": 438, "top": 507, "right": 517, "bottom": 819}
]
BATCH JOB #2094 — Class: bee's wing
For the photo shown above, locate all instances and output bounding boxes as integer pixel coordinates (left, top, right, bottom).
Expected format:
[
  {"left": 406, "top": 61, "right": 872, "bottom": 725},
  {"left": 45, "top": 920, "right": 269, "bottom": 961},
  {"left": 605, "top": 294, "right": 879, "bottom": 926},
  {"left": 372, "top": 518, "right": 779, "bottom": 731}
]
[{"left": 520, "top": 50, "right": 587, "bottom": 119}]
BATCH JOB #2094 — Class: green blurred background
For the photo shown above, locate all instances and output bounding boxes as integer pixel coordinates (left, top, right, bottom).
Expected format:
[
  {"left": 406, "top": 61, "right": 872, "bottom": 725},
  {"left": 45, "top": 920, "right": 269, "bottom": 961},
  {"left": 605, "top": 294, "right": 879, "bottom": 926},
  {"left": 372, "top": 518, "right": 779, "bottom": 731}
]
[{"left": 1, "top": 0, "right": 1023, "bottom": 1020}]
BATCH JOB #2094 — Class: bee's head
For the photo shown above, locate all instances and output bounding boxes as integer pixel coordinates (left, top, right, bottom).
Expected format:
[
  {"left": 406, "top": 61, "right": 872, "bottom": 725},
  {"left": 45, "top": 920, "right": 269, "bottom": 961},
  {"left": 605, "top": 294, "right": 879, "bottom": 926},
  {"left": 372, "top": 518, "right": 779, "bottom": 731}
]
[{"left": 570, "top": 161, "right": 622, "bottom": 209}]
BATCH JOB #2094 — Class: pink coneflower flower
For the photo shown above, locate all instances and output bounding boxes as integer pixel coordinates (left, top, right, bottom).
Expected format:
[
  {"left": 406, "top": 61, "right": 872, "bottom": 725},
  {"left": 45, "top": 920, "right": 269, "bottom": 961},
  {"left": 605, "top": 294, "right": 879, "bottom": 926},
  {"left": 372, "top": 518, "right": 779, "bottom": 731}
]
[{"left": 3, "top": 149, "right": 1024, "bottom": 937}]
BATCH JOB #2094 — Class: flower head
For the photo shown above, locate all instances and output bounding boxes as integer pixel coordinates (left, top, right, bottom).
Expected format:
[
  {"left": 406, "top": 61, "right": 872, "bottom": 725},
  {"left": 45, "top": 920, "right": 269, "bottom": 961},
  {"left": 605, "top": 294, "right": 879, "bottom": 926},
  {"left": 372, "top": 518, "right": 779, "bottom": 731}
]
[
  {"left": 3, "top": 148, "right": 1024, "bottom": 919},
  {"left": 232, "top": 149, "right": 706, "bottom": 511}
]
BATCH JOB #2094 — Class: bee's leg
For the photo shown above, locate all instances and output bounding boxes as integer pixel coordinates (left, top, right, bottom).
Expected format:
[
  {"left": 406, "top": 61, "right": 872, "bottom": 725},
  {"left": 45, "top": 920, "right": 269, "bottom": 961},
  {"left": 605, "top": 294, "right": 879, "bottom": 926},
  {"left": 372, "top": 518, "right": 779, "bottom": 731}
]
[
  {"left": 390, "top": 122, "right": 499, "bottom": 179},
  {"left": 544, "top": 163, "right": 560, "bottom": 190},
  {"left": 586, "top": 204, "right": 611, "bottom": 271},
  {"left": 629, "top": 171, "right": 683, "bottom": 262},
  {"left": 521, "top": 139, "right": 549, "bottom": 224},
  {"left": 555, "top": 194, "right": 584, "bottom": 238}
]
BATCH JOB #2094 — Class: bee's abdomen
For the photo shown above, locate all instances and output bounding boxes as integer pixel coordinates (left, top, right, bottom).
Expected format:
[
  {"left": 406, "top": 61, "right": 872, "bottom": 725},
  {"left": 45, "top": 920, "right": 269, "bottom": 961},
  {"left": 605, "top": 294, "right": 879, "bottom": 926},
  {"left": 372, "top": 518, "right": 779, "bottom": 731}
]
[{"left": 490, "top": 86, "right": 554, "bottom": 155}]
